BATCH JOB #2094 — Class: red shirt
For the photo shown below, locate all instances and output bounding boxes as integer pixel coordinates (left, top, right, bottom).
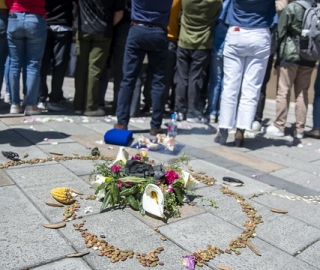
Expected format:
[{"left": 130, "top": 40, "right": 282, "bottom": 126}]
[{"left": 5, "top": 0, "right": 46, "bottom": 16}]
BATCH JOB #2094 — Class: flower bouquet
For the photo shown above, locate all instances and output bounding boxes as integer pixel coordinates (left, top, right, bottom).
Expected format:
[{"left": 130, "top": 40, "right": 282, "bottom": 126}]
[{"left": 90, "top": 147, "right": 198, "bottom": 218}]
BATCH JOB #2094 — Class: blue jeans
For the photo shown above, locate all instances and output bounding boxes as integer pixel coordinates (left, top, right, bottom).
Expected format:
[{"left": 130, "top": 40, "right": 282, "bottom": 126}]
[
  {"left": 0, "top": 11, "right": 8, "bottom": 93},
  {"left": 206, "top": 52, "right": 224, "bottom": 116},
  {"left": 7, "top": 12, "right": 46, "bottom": 106},
  {"left": 313, "top": 66, "right": 320, "bottom": 128},
  {"left": 116, "top": 25, "right": 168, "bottom": 128}
]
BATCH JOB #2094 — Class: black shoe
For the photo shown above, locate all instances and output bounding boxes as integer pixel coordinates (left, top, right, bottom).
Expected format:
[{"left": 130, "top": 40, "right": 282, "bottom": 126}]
[
  {"left": 150, "top": 128, "right": 163, "bottom": 136},
  {"left": 234, "top": 128, "right": 245, "bottom": 147}
]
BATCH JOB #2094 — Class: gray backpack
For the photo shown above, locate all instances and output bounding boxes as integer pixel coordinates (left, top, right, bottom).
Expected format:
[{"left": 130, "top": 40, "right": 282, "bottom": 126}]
[{"left": 296, "top": 0, "right": 320, "bottom": 61}]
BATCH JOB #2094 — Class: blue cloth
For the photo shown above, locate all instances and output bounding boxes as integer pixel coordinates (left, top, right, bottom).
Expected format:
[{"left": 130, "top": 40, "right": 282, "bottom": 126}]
[
  {"left": 313, "top": 66, "right": 320, "bottom": 128},
  {"left": 104, "top": 129, "right": 133, "bottom": 146},
  {"left": 116, "top": 24, "right": 168, "bottom": 128},
  {"left": 131, "top": 0, "right": 173, "bottom": 25},
  {"left": 223, "top": 0, "right": 276, "bottom": 28}
]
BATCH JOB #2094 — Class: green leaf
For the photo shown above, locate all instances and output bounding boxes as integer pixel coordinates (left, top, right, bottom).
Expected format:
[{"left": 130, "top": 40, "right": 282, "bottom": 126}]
[
  {"left": 100, "top": 190, "right": 111, "bottom": 212},
  {"left": 120, "top": 186, "right": 138, "bottom": 197},
  {"left": 126, "top": 195, "right": 139, "bottom": 210},
  {"left": 118, "top": 176, "right": 148, "bottom": 183},
  {"left": 94, "top": 182, "right": 110, "bottom": 195},
  {"left": 173, "top": 187, "right": 184, "bottom": 205}
]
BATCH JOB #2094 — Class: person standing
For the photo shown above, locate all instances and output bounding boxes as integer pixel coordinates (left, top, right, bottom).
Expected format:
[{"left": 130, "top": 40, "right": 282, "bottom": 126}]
[
  {"left": 0, "top": 0, "right": 8, "bottom": 102},
  {"left": 6, "top": 0, "right": 47, "bottom": 115},
  {"left": 174, "top": 0, "right": 222, "bottom": 123},
  {"left": 215, "top": 0, "right": 275, "bottom": 147},
  {"left": 114, "top": 0, "right": 173, "bottom": 135},
  {"left": 38, "top": 0, "right": 74, "bottom": 112},
  {"left": 266, "top": 0, "right": 317, "bottom": 139},
  {"left": 73, "top": 0, "right": 125, "bottom": 116}
]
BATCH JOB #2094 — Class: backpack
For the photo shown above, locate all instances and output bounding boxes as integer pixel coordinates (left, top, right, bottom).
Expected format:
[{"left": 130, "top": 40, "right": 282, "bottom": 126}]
[{"left": 296, "top": 0, "right": 320, "bottom": 61}]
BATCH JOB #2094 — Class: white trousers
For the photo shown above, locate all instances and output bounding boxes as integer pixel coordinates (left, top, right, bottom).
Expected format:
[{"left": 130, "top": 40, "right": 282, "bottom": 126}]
[{"left": 219, "top": 27, "right": 270, "bottom": 130}]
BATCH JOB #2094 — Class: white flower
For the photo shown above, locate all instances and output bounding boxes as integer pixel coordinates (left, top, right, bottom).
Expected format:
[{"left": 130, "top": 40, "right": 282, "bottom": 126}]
[
  {"left": 111, "top": 147, "right": 129, "bottom": 165},
  {"left": 142, "top": 184, "right": 164, "bottom": 218},
  {"left": 181, "top": 170, "right": 199, "bottom": 190},
  {"left": 91, "top": 174, "right": 106, "bottom": 200}
]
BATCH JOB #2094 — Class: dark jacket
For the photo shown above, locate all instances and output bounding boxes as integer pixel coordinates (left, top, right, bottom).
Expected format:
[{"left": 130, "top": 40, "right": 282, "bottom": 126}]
[
  {"left": 45, "top": 0, "right": 74, "bottom": 27},
  {"left": 277, "top": 1, "right": 316, "bottom": 67}
]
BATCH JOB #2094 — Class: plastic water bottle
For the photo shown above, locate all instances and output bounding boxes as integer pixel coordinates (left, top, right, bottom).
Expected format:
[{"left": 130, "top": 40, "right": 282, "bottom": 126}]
[{"left": 167, "top": 113, "right": 178, "bottom": 138}]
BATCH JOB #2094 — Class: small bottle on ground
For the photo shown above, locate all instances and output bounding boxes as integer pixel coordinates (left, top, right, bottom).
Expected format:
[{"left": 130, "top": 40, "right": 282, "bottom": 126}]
[{"left": 167, "top": 113, "right": 178, "bottom": 138}]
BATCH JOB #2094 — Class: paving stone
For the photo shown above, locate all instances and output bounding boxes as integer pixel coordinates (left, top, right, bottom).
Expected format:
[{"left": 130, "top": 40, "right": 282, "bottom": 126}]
[
  {"left": 12, "top": 124, "right": 74, "bottom": 145},
  {"left": 255, "top": 214, "right": 320, "bottom": 255},
  {"left": 32, "top": 258, "right": 92, "bottom": 270},
  {"left": 5, "top": 164, "right": 102, "bottom": 222},
  {"left": 0, "top": 170, "right": 13, "bottom": 186},
  {"left": 0, "top": 115, "right": 43, "bottom": 126},
  {"left": 204, "top": 146, "right": 285, "bottom": 173},
  {"left": 270, "top": 168, "right": 320, "bottom": 193},
  {"left": 249, "top": 148, "right": 320, "bottom": 174},
  {"left": 0, "top": 186, "right": 74, "bottom": 269},
  {"left": 296, "top": 240, "right": 320, "bottom": 269},
  {"left": 82, "top": 121, "right": 114, "bottom": 135},
  {"left": 252, "top": 189, "right": 320, "bottom": 230},
  {"left": 187, "top": 159, "right": 276, "bottom": 197},
  {"left": 41, "top": 120, "right": 98, "bottom": 136},
  {"left": 126, "top": 203, "right": 206, "bottom": 228},
  {"left": 60, "top": 210, "right": 190, "bottom": 270}
]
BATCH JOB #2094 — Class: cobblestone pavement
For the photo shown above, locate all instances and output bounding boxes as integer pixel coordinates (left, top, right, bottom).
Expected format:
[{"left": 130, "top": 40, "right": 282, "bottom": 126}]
[{"left": 0, "top": 77, "right": 319, "bottom": 270}]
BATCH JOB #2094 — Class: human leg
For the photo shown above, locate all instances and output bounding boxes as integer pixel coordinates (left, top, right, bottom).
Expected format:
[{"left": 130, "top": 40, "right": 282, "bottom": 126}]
[
  {"left": 165, "top": 40, "right": 177, "bottom": 110},
  {"left": 85, "top": 35, "right": 111, "bottom": 113},
  {"left": 74, "top": 31, "right": 90, "bottom": 112},
  {"left": 174, "top": 47, "right": 190, "bottom": 120},
  {"left": 0, "top": 11, "right": 8, "bottom": 95},
  {"left": 187, "top": 49, "right": 210, "bottom": 121},
  {"left": 293, "top": 66, "right": 313, "bottom": 135},
  {"left": 116, "top": 26, "right": 145, "bottom": 127},
  {"left": 50, "top": 30, "right": 73, "bottom": 103}
]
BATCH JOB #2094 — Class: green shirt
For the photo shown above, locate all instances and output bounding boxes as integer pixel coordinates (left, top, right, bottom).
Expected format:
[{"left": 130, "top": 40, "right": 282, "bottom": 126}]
[{"left": 178, "top": 0, "right": 222, "bottom": 49}]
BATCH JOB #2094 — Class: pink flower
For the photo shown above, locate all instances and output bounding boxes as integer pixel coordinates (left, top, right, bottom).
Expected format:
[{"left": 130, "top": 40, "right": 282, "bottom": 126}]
[
  {"left": 117, "top": 181, "right": 123, "bottom": 189},
  {"left": 181, "top": 255, "right": 195, "bottom": 270},
  {"left": 131, "top": 155, "right": 141, "bottom": 160},
  {"left": 111, "top": 165, "right": 121, "bottom": 172},
  {"left": 165, "top": 170, "right": 179, "bottom": 185},
  {"left": 165, "top": 185, "right": 174, "bottom": 193}
]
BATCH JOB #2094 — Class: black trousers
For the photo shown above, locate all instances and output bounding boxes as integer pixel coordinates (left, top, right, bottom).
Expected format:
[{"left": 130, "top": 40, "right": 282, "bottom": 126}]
[
  {"left": 174, "top": 47, "right": 210, "bottom": 119},
  {"left": 39, "top": 28, "right": 73, "bottom": 103}
]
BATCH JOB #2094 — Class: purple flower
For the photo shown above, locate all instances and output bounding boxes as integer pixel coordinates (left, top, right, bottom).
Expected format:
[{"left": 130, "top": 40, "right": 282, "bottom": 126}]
[
  {"left": 181, "top": 255, "right": 195, "bottom": 270},
  {"left": 165, "top": 170, "right": 179, "bottom": 185},
  {"left": 131, "top": 155, "right": 141, "bottom": 160},
  {"left": 111, "top": 165, "right": 121, "bottom": 172}
]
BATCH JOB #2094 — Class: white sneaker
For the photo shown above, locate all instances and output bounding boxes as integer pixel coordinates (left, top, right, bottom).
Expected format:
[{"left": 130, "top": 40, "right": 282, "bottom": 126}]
[
  {"left": 266, "top": 124, "right": 284, "bottom": 137},
  {"left": 4, "top": 93, "right": 10, "bottom": 103},
  {"left": 24, "top": 105, "right": 42, "bottom": 116},
  {"left": 83, "top": 108, "right": 105, "bottom": 116},
  {"left": 252, "top": 121, "right": 262, "bottom": 131},
  {"left": 37, "top": 102, "right": 47, "bottom": 110},
  {"left": 10, "top": 104, "right": 23, "bottom": 114},
  {"left": 294, "top": 132, "right": 304, "bottom": 139}
]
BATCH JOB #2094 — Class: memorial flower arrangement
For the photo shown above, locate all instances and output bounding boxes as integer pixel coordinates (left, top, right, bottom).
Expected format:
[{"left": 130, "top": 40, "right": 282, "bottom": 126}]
[{"left": 90, "top": 147, "right": 197, "bottom": 218}]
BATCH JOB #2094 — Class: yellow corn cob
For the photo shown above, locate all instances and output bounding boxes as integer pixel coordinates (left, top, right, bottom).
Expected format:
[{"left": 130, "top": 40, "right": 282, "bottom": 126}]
[{"left": 50, "top": 187, "right": 74, "bottom": 204}]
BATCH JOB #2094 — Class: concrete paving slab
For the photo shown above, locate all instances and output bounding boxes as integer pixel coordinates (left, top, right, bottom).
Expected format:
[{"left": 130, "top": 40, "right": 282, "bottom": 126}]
[
  {"left": 42, "top": 120, "right": 98, "bottom": 136},
  {"left": 0, "top": 115, "right": 43, "bottom": 126},
  {"left": 0, "top": 186, "right": 75, "bottom": 270},
  {"left": 60, "top": 210, "right": 191, "bottom": 270},
  {"left": 270, "top": 168, "right": 320, "bottom": 192},
  {"left": 11, "top": 125, "right": 74, "bottom": 145},
  {"left": 126, "top": 203, "right": 206, "bottom": 228},
  {"left": 249, "top": 148, "right": 320, "bottom": 174},
  {"left": 205, "top": 146, "right": 285, "bottom": 173},
  {"left": 5, "top": 164, "right": 102, "bottom": 221},
  {"left": 187, "top": 159, "right": 276, "bottom": 197},
  {"left": 255, "top": 214, "right": 320, "bottom": 255},
  {"left": 252, "top": 190, "right": 320, "bottom": 230},
  {"left": 0, "top": 170, "right": 14, "bottom": 186},
  {"left": 82, "top": 121, "right": 114, "bottom": 135},
  {"left": 32, "top": 258, "right": 92, "bottom": 270},
  {"left": 296, "top": 240, "right": 320, "bottom": 269},
  {"left": 211, "top": 236, "right": 318, "bottom": 270}
]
